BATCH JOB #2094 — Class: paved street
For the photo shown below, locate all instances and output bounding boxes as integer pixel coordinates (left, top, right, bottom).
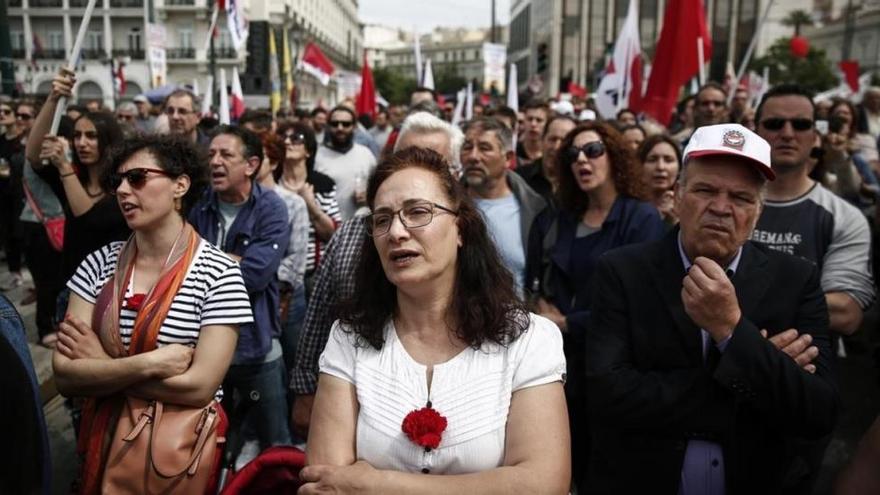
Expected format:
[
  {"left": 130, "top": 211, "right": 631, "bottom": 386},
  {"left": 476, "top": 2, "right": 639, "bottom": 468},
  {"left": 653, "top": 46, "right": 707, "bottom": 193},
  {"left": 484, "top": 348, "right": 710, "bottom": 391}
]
[{"left": 2, "top": 263, "right": 878, "bottom": 494}]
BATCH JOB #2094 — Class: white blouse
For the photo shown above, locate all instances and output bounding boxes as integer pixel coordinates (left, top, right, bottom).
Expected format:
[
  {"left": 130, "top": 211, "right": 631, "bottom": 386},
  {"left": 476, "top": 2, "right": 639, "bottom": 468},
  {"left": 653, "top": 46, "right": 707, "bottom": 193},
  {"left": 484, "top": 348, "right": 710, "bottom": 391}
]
[{"left": 318, "top": 314, "right": 566, "bottom": 475}]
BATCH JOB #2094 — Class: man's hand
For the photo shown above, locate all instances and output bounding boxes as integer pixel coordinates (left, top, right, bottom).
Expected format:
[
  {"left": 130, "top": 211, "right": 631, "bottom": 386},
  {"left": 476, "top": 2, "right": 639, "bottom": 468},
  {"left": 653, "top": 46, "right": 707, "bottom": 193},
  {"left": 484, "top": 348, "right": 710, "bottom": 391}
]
[
  {"left": 760, "top": 329, "right": 819, "bottom": 374},
  {"left": 536, "top": 298, "right": 567, "bottom": 332},
  {"left": 682, "top": 257, "right": 741, "bottom": 342},
  {"left": 146, "top": 344, "right": 194, "bottom": 379},
  {"left": 291, "top": 393, "right": 315, "bottom": 440},
  {"left": 56, "top": 315, "right": 111, "bottom": 360}
]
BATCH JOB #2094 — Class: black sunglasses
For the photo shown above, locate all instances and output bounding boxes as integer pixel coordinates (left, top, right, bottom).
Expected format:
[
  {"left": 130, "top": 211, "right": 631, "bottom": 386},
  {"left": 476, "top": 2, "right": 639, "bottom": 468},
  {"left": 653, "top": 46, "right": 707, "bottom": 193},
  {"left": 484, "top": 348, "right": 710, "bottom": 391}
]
[
  {"left": 16, "top": 113, "right": 33, "bottom": 120},
  {"left": 760, "top": 118, "right": 814, "bottom": 131},
  {"left": 329, "top": 120, "right": 353, "bottom": 129},
  {"left": 283, "top": 132, "right": 306, "bottom": 144},
  {"left": 108, "top": 167, "right": 173, "bottom": 192},
  {"left": 561, "top": 141, "right": 606, "bottom": 163}
]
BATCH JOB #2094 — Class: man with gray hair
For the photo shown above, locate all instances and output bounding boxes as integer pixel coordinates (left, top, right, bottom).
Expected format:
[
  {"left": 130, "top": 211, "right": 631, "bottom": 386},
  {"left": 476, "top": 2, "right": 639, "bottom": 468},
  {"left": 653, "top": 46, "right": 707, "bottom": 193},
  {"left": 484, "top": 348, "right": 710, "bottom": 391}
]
[
  {"left": 461, "top": 116, "right": 547, "bottom": 290},
  {"left": 289, "top": 111, "right": 465, "bottom": 440}
]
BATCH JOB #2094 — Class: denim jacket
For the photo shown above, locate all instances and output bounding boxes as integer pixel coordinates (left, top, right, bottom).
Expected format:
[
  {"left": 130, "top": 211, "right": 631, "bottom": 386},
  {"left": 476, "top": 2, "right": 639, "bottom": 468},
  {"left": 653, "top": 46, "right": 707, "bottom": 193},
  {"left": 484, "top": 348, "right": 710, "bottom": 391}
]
[
  {"left": 189, "top": 183, "right": 291, "bottom": 363},
  {"left": 0, "top": 294, "right": 51, "bottom": 494}
]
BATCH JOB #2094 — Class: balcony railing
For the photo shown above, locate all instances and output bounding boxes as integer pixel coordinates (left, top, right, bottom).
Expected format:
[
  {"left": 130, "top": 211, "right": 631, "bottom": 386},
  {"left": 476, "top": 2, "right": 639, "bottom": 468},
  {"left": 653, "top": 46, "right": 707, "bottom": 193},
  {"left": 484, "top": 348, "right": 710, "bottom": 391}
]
[
  {"left": 215, "top": 47, "right": 237, "bottom": 58},
  {"left": 68, "top": 0, "right": 90, "bottom": 6},
  {"left": 166, "top": 47, "right": 195, "bottom": 59},
  {"left": 11, "top": 49, "right": 25, "bottom": 59},
  {"left": 9, "top": 0, "right": 22, "bottom": 7},
  {"left": 111, "top": 48, "right": 145, "bottom": 59},
  {"left": 165, "top": 0, "right": 195, "bottom": 5},
  {"left": 109, "top": 0, "right": 144, "bottom": 6},
  {"left": 81, "top": 49, "right": 106, "bottom": 60},
  {"left": 30, "top": 0, "right": 63, "bottom": 6},
  {"left": 34, "top": 49, "right": 67, "bottom": 60}
]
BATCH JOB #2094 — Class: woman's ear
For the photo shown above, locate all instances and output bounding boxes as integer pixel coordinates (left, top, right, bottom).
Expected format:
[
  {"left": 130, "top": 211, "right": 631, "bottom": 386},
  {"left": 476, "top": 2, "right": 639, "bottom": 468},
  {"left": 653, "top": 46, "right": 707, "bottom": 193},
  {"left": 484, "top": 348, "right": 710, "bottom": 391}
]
[{"left": 175, "top": 174, "right": 191, "bottom": 198}]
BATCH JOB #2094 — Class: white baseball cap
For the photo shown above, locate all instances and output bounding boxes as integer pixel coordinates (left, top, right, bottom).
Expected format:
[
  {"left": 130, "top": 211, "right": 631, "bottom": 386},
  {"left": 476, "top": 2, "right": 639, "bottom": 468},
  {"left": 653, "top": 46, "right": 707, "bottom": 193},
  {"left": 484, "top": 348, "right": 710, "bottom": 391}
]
[{"left": 683, "top": 124, "right": 775, "bottom": 180}]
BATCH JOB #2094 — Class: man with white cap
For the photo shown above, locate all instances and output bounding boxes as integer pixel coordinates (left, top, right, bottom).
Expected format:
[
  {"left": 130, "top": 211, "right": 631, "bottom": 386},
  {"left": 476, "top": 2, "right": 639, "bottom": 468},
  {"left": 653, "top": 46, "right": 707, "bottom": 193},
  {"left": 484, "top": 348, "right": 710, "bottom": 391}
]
[
  {"left": 583, "top": 123, "right": 839, "bottom": 494},
  {"left": 132, "top": 94, "right": 155, "bottom": 134}
]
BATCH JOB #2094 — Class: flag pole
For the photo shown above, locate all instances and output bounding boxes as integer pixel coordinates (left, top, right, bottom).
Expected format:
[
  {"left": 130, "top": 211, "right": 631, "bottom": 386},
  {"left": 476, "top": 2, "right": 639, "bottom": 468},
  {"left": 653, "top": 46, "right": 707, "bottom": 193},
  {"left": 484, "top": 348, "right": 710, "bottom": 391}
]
[
  {"left": 697, "top": 37, "right": 706, "bottom": 86},
  {"left": 727, "top": 0, "right": 775, "bottom": 104},
  {"left": 48, "top": 0, "right": 97, "bottom": 136}
]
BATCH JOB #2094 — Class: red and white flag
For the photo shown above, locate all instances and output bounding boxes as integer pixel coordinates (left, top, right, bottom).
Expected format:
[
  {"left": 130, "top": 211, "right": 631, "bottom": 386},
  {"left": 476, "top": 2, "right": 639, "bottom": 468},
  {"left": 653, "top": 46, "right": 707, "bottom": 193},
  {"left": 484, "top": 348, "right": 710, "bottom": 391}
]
[
  {"left": 355, "top": 51, "right": 376, "bottom": 119},
  {"left": 113, "top": 59, "right": 127, "bottom": 96},
  {"left": 595, "top": 0, "right": 642, "bottom": 119},
  {"left": 220, "top": 0, "right": 248, "bottom": 52},
  {"left": 299, "top": 42, "right": 335, "bottom": 86},
  {"left": 231, "top": 66, "right": 245, "bottom": 120}
]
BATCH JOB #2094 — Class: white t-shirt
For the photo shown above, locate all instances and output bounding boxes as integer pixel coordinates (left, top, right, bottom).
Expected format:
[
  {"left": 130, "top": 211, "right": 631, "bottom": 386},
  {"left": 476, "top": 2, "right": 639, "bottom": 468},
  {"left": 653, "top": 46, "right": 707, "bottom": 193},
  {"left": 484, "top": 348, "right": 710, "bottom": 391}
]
[
  {"left": 68, "top": 239, "right": 254, "bottom": 350},
  {"left": 314, "top": 143, "right": 377, "bottom": 221},
  {"left": 318, "top": 314, "right": 566, "bottom": 475}
]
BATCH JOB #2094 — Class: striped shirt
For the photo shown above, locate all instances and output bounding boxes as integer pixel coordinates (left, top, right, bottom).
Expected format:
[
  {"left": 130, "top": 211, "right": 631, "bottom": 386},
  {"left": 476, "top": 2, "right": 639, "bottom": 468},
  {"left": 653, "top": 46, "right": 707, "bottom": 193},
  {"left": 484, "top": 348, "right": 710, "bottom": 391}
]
[
  {"left": 68, "top": 240, "right": 254, "bottom": 351},
  {"left": 306, "top": 186, "right": 342, "bottom": 273}
]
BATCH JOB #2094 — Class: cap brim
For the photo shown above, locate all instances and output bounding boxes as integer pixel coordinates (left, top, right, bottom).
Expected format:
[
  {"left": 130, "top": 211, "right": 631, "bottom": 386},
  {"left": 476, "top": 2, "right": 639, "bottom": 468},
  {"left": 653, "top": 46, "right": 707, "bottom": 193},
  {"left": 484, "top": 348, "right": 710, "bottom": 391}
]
[{"left": 686, "top": 149, "right": 776, "bottom": 181}]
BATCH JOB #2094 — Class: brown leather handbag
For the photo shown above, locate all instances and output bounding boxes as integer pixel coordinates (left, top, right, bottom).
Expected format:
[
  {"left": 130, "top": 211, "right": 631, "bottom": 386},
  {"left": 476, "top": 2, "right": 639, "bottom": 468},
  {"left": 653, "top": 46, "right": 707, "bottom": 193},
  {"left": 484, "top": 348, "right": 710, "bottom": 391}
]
[{"left": 101, "top": 397, "right": 224, "bottom": 494}]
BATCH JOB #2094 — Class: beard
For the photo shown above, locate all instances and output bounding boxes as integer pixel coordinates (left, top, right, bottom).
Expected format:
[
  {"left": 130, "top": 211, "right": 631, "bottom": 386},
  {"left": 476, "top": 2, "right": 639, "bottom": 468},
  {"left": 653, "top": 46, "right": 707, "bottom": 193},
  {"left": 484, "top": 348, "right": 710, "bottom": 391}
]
[{"left": 330, "top": 131, "right": 353, "bottom": 149}]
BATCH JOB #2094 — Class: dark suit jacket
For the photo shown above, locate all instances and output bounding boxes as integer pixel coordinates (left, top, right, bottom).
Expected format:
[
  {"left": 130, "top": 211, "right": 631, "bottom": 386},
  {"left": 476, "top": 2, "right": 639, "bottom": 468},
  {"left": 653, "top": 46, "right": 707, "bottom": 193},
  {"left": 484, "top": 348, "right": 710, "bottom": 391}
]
[{"left": 584, "top": 230, "right": 839, "bottom": 494}]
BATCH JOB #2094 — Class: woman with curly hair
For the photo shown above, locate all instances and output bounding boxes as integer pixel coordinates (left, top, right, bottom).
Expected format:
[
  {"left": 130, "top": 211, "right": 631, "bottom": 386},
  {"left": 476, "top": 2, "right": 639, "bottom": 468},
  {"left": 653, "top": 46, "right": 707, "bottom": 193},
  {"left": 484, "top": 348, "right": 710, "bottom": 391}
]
[
  {"left": 301, "top": 147, "right": 569, "bottom": 494},
  {"left": 524, "top": 121, "right": 664, "bottom": 492}
]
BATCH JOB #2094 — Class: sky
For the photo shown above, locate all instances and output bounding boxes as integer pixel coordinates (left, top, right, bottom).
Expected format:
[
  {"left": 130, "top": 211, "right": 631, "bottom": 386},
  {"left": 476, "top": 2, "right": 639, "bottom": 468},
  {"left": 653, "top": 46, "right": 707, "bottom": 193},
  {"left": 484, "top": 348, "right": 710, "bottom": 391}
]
[{"left": 359, "top": 0, "right": 512, "bottom": 32}]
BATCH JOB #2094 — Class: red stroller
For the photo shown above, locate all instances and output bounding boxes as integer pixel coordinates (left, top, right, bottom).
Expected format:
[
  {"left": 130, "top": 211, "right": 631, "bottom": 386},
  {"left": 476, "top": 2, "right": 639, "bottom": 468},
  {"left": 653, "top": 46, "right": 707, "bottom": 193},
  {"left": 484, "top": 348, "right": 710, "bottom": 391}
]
[{"left": 219, "top": 446, "right": 306, "bottom": 494}]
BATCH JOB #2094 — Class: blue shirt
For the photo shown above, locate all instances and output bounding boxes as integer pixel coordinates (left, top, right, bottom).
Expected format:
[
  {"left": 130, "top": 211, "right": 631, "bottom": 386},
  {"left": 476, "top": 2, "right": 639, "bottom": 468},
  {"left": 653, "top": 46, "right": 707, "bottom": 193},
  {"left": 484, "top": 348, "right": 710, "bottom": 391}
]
[
  {"left": 676, "top": 235, "right": 742, "bottom": 495},
  {"left": 475, "top": 193, "right": 526, "bottom": 290},
  {"left": 189, "top": 182, "right": 291, "bottom": 363}
]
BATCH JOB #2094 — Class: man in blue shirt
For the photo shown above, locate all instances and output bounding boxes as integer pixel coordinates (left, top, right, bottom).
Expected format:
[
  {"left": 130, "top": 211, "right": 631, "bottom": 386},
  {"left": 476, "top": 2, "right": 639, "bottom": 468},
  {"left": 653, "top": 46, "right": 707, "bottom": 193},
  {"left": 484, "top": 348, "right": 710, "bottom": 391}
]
[{"left": 189, "top": 125, "right": 292, "bottom": 464}]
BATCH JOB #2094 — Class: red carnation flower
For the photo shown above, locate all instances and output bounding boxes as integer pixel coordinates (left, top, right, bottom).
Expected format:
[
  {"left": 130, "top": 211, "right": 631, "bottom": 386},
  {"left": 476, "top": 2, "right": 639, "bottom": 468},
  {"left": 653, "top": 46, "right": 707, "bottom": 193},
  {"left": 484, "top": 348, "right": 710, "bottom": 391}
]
[
  {"left": 124, "top": 293, "right": 147, "bottom": 310},
  {"left": 402, "top": 405, "right": 447, "bottom": 450}
]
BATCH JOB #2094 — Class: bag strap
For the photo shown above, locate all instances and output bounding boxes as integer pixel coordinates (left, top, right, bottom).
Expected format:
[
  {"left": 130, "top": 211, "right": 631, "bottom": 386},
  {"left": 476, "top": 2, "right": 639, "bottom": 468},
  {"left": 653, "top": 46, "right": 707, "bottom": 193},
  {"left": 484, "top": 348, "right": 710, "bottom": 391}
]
[
  {"left": 149, "top": 401, "right": 220, "bottom": 478},
  {"left": 21, "top": 177, "right": 47, "bottom": 223}
]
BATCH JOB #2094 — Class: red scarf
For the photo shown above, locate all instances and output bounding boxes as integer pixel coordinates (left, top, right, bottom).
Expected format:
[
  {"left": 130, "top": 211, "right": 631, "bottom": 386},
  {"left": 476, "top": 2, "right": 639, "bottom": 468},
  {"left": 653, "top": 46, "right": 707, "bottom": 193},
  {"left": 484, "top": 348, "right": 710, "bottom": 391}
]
[{"left": 77, "top": 224, "right": 200, "bottom": 495}]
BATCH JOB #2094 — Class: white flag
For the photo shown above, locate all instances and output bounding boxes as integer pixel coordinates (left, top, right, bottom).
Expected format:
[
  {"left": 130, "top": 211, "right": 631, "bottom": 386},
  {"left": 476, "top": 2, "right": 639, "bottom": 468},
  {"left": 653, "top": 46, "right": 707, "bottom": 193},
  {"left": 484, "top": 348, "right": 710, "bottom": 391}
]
[
  {"left": 219, "top": 69, "right": 230, "bottom": 125},
  {"left": 595, "top": 0, "right": 642, "bottom": 119},
  {"left": 507, "top": 63, "right": 518, "bottom": 112},
  {"left": 465, "top": 82, "right": 473, "bottom": 121},
  {"left": 451, "top": 88, "right": 466, "bottom": 126},
  {"left": 226, "top": 0, "right": 248, "bottom": 53},
  {"left": 423, "top": 59, "right": 434, "bottom": 90},
  {"left": 202, "top": 75, "right": 214, "bottom": 117}
]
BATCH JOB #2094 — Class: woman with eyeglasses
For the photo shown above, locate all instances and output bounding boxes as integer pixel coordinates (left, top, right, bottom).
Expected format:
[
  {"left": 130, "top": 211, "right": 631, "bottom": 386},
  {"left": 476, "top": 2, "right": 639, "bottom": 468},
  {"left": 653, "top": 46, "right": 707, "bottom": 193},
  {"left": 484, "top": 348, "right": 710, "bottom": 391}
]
[
  {"left": 52, "top": 134, "right": 252, "bottom": 494},
  {"left": 524, "top": 121, "right": 664, "bottom": 492},
  {"left": 638, "top": 134, "right": 683, "bottom": 227},
  {"left": 274, "top": 122, "right": 341, "bottom": 287},
  {"left": 301, "top": 147, "right": 569, "bottom": 494},
  {"left": 25, "top": 68, "right": 131, "bottom": 347}
]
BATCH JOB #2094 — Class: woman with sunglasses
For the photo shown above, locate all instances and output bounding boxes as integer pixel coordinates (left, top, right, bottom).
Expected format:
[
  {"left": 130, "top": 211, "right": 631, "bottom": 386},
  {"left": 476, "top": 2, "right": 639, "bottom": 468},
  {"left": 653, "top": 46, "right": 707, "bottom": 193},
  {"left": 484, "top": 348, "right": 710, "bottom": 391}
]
[
  {"left": 26, "top": 69, "right": 131, "bottom": 346},
  {"left": 0, "top": 100, "right": 28, "bottom": 292},
  {"left": 52, "top": 134, "right": 252, "bottom": 494},
  {"left": 524, "top": 121, "right": 664, "bottom": 492},
  {"left": 302, "top": 147, "right": 569, "bottom": 494},
  {"left": 274, "top": 122, "right": 341, "bottom": 286},
  {"left": 638, "top": 134, "right": 683, "bottom": 227}
]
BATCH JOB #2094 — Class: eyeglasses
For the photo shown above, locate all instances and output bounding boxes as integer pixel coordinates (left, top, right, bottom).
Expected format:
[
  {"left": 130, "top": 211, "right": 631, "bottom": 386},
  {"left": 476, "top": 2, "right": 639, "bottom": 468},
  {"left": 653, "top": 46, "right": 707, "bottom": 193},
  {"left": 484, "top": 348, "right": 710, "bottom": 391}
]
[
  {"left": 760, "top": 118, "right": 814, "bottom": 132},
  {"left": 283, "top": 133, "right": 306, "bottom": 144},
  {"left": 16, "top": 113, "right": 33, "bottom": 120},
  {"left": 117, "top": 114, "right": 135, "bottom": 121},
  {"left": 364, "top": 200, "right": 458, "bottom": 237},
  {"left": 164, "top": 107, "right": 192, "bottom": 117},
  {"left": 328, "top": 120, "right": 353, "bottom": 129},
  {"left": 108, "top": 167, "right": 173, "bottom": 192},
  {"left": 561, "top": 141, "right": 606, "bottom": 163},
  {"left": 0, "top": 108, "right": 12, "bottom": 115}
]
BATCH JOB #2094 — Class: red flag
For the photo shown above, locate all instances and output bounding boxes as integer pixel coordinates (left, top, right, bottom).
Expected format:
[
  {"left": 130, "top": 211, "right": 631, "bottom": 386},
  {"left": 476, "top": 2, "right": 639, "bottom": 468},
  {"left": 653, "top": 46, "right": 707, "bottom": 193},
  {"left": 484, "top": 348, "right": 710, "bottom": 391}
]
[
  {"left": 839, "top": 61, "right": 860, "bottom": 93},
  {"left": 568, "top": 81, "right": 588, "bottom": 98},
  {"left": 231, "top": 66, "right": 245, "bottom": 120},
  {"left": 640, "top": 0, "right": 712, "bottom": 125},
  {"left": 355, "top": 51, "right": 376, "bottom": 119},
  {"left": 114, "top": 60, "right": 126, "bottom": 96},
  {"left": 300, "top": 42, "right": 335, "bottom": 86}
]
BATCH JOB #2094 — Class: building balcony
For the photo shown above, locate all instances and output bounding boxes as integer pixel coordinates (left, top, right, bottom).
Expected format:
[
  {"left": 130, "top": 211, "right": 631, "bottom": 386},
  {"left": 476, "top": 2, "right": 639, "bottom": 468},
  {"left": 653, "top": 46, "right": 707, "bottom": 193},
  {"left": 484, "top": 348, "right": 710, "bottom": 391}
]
[
  {"left": 81, "top": 48, "right": 106, "bottom": 60},
  {"left": 9, "top": 0, "right": 22, "bottom": 6},
  {"left": 11, "top": 49, "right": 25, "bottom": 59},
  {"left": 214, "top": 47, "right": 237, "bottom": 59},
  {"left": 30, "top": 0, "right": 63, "bottom": 6},
  {"left": 34, "top": 49, "right": 67, "bottom": 60},
  {"left": 109, "top": 0, "right": 144, "bottom": 6},
  {"left": 68, "top": 0, "right": 90, "bottom": 6},
  {"left": 112, "top": 48, "right": 145, "bottom": 59},
  {"left": 167, "top": 47, "right": 195, "bottom": 59},
  {"left": 164, "top": 0, "right": 196, "bottom": 6}
]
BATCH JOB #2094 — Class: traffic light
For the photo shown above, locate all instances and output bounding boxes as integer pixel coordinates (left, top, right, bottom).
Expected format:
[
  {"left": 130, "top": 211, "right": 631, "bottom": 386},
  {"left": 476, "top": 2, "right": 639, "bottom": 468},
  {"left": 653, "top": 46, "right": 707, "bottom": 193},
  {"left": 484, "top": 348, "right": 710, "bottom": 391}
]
[{"left": 537, "top": 43, "right": 548, "bottom": 74}]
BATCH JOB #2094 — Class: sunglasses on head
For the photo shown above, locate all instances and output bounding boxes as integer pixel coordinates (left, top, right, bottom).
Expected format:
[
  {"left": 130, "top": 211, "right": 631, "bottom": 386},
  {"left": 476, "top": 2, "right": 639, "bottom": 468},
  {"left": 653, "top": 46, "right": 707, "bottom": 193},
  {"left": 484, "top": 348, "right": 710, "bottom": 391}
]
[
  {"left": 329, "top": 120, "right": 353, "bottom": 129},
  {"left": 760, "top": 118, "right": 814, "bottom": 131},
  {"left": 561, "top": 141, "right": 606, "bottom": 163},
  {"left": 108, "top": 167, "right": 173, "bottom": 192}
]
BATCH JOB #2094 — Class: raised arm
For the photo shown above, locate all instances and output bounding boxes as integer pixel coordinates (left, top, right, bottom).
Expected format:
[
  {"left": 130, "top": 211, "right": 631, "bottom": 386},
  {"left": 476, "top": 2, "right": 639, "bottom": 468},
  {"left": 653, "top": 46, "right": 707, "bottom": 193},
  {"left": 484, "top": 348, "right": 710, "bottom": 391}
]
[{"left": 26, "top": 68, "right": 75, "bottom": 168}]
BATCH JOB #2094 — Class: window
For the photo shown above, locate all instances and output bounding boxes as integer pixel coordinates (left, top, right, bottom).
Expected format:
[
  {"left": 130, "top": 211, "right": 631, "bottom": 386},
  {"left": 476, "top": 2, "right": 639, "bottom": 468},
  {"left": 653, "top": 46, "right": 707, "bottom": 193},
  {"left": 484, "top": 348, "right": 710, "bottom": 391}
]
[
  {"left": 49, "top": 31, "right": 65, "bottom": 51},
  {"left": 86, "top": 30, "right": 102, "bottom": 51},
  {"left": 10, "top": 30, "right": 24, "bottom": 50},
  {"left": 179, "top": 27, "right": 193, "bottom": 49},
  {"left": 128, "top": 27, "right": 142, "bottom": 51}
]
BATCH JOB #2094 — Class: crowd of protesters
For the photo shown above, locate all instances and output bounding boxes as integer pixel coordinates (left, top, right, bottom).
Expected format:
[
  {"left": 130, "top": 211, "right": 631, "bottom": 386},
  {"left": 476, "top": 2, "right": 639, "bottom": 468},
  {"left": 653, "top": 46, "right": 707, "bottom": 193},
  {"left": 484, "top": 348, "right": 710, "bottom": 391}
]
[{"left": 2, "top": 63, "right": 880, "bottom": 494}]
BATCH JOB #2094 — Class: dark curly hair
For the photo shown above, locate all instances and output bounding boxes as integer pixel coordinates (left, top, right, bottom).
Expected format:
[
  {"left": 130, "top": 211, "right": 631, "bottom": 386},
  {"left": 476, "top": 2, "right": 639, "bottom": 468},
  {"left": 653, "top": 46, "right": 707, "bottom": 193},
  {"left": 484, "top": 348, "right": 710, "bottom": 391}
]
[
  {"left": 339, "top": 147, "right": 529, "bottom": 350},
  {"left": 274, "top": 121, "right": 317, "bottom": 177},
  {"left": 101, "top": 134, "right": 209, "bottom": 217},
  {"left": 555, "top": 121, "right": 646, "bottom": 215}
]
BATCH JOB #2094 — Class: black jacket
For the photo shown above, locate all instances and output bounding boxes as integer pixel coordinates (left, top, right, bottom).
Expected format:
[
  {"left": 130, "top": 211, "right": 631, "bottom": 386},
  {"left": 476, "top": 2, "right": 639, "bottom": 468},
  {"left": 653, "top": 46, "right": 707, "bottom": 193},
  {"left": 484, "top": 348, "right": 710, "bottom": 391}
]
[{"left": 584, "top": 230, "right": 839, "bottom": 494}]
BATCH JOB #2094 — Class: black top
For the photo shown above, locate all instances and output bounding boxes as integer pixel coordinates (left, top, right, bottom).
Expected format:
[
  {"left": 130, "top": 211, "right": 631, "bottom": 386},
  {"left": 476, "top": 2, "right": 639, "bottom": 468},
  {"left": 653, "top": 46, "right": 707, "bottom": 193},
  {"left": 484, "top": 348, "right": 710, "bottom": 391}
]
[
  {"left": 514, "top": 159, "right": 555, "bottom": 206},
  {"left": 307, "top": 169, "right": 336, "bottom": 195},
  {"left": 36, "top": 165, "right": 130, "bottom": 283}
]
